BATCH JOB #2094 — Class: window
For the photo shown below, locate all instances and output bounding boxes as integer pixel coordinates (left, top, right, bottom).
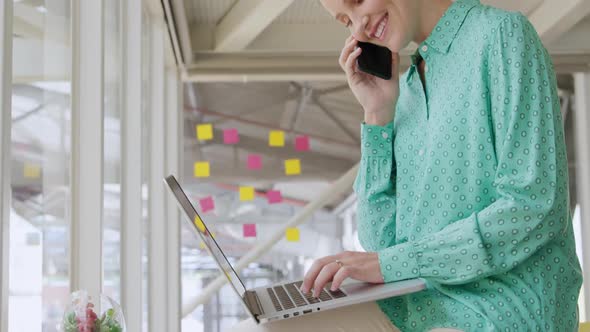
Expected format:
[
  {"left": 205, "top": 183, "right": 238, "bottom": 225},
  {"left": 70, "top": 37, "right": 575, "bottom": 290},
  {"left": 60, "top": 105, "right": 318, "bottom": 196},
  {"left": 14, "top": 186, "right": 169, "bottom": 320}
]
[
  {"left": 9, "top": 1, "right": 72, "bottom": 331},
  {"left": 103, "top": 0, "right": 123, "bottom": 304}
]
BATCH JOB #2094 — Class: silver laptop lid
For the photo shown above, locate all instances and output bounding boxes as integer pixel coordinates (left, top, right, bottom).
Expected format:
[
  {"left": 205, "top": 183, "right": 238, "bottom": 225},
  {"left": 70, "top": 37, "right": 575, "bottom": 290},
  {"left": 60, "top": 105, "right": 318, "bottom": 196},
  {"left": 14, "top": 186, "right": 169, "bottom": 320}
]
[{"left": 164, "top": 175, "right": 257, "bottom": 319}]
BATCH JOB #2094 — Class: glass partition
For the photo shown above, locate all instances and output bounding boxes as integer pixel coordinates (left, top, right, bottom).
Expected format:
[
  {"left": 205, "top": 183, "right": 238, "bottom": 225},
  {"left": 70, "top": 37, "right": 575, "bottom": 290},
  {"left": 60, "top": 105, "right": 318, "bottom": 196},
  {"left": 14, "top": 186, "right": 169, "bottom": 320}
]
[{"left": 9, "top": 1, "right": 71, "bottom": 331}]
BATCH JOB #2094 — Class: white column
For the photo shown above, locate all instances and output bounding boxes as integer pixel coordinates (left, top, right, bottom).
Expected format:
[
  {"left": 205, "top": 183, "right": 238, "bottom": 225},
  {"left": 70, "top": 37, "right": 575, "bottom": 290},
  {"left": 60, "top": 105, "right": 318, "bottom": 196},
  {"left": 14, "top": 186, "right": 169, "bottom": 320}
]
[
  {"left": 574, "top": 72, "right": 590, "bottom": 321},
  {"left": 0, "top": 1, "right": 13, "bottom": 331},
  {"left": 165, "top": 68, "right": 181, "bottom": 332},
  {"left": 148, "top": 21, "right": 167, "bottom": 332},
  {"left": 70, "top": 0, "right": 104, "bottom": 303},
  {"left": 121, "top": 0, "right": 143, "bottom": 329}
]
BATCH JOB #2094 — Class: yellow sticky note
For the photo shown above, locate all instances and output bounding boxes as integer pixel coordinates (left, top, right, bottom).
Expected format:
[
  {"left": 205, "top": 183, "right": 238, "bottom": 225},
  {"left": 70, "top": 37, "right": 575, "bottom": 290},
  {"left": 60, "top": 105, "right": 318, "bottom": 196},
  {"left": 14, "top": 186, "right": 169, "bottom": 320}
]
[
  {"left": 194, "top": 162, "right": 210, "bottom": 178},
  {"left": 269, "top": 130, "right": 285, "bottom": 147},
  {"left": 286, "top": 228, "right": 300, "bottom": 242},
  {"left": 240, "top": 186, "right": 255, "bottom": 201},
  {"left": 285, "top": 159, "right": 301, "bottom": 175},
  {"left": 194, "top": 215, "right": 206, "bottom": 233},
  {"left": 199, "top": 241, "right": 206, "bottom": 249},
  {"left": 24, "top": 163, "right": 41, "bottom": 179},
  {"left": 196, "top": 124, "right": 213, "bottom": 140}
]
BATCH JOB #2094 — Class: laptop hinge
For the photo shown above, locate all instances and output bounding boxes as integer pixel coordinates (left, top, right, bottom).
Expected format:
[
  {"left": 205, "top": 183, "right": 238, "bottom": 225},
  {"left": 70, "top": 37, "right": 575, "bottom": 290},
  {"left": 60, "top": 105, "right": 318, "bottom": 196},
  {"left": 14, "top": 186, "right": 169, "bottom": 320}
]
[{"left": 244, "top": 290, "right": 264, "bottom": 316}]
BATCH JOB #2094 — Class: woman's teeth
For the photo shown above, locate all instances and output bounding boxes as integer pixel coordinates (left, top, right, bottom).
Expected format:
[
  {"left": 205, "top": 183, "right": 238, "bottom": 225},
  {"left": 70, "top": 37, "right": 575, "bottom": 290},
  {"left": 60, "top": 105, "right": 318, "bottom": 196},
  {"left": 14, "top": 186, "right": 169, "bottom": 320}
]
[{"left": 375, "top": 15, "right": 388, "bottom": 39}]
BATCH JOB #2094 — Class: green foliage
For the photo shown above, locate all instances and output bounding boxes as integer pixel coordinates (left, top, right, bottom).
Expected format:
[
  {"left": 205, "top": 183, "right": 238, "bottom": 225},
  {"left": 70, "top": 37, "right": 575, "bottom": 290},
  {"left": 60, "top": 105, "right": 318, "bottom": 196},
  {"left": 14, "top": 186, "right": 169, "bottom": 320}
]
[
  {"left": 95, "top": 308, "right": 123, "bottom": 332},
  {"left": 63, "top": 312, "right": 79, "bottom": 332}
]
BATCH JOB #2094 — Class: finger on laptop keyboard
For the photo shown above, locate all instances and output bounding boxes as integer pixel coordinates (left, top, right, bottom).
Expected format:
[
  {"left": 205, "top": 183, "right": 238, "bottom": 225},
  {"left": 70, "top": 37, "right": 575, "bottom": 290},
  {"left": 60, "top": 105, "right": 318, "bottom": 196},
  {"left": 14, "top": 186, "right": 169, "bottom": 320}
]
[
  {"left": 300, "top": 255, "right": 337, "bottom": 294},
  {"left": 312, "top": 262, "right": 340, "bottom": 297}
]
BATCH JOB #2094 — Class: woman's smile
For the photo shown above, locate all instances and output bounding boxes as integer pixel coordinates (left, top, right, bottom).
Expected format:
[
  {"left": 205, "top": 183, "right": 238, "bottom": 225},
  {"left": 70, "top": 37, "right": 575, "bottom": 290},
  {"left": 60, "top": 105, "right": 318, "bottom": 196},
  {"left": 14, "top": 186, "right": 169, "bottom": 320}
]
[{"left": 371, "top": 12, "right": 389, "bottom": 41}]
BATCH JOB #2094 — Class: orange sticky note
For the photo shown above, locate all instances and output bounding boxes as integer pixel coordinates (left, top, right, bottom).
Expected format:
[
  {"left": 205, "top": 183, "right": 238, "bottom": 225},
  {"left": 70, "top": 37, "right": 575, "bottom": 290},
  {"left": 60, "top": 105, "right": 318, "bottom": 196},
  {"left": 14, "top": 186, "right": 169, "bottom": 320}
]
[
  {"left": 194, "top": 162, "right": 210, "bottom": 178},
  {"left": 24, "top": 163, "right": 41, "bottom": 179},
  {"left": 285, "top": 159, "right": 301, "bottom": 175},
  {"left": 196, "top": 124, "right": 213, "bottom": 140},
  {"left": 194, "top": 215, "right": 206, "bottom": 233},
  {"left": 240, "top": 186, "right": 255, "bottom": 201},
  {"left": 286, "top": 228, "right": 300, "bottom": 242},
  {"left": 269, "top": 130, "right": 285, "bottom": 147}
]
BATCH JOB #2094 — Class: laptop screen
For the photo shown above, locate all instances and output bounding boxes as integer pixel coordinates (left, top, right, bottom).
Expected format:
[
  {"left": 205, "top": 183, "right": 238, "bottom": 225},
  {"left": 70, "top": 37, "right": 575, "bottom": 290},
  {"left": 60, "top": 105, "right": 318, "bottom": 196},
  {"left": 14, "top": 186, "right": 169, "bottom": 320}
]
[{"left": 164, "top": 175, "right": 247, "bottom": 299}]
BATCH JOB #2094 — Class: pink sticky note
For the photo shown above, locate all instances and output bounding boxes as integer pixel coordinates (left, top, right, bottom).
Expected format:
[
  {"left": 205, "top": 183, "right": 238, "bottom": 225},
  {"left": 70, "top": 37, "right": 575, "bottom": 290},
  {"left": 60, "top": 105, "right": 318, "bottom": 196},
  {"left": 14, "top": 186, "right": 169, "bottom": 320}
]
[
  {"left": 247, "top": 154, "right": 262, "bottom": 170},
  {"left": 243, "top": 224, "right": 257, "bottom": 237},
  {"left": 223, "top": 128, "right": 239, "bottom": 144},
  {"left": 295, "top": 135, "right": 310, "bottom": 151},
  {"left": 267, "top": 190, "right": 282, "bottom": 204},
  {"left": 199, "top": 196, "right": 215, "bottom": 213}
]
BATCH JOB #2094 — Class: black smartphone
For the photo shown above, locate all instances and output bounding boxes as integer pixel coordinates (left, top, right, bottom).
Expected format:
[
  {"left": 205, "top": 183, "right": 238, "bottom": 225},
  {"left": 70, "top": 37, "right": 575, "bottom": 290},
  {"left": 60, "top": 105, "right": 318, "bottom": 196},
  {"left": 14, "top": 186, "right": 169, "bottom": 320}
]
[{"left": 356, "top": 41, "right": 392, "bottom": 80}]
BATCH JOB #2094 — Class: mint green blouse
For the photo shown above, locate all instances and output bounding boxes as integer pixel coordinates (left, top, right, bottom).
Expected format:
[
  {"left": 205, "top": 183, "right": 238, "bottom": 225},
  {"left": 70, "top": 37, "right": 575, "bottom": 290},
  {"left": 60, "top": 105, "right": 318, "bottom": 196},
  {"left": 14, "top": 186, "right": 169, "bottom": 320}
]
[{"left": 352, "top": 0, "right": 583, "bottom": 331}]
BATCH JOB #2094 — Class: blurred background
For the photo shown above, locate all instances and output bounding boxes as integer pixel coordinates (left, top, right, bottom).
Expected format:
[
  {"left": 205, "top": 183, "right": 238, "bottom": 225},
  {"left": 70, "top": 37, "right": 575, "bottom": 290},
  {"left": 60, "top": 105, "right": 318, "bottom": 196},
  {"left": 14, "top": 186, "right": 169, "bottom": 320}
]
[{"left": 2, "top": 0, "right": 590, "bottom": 331}]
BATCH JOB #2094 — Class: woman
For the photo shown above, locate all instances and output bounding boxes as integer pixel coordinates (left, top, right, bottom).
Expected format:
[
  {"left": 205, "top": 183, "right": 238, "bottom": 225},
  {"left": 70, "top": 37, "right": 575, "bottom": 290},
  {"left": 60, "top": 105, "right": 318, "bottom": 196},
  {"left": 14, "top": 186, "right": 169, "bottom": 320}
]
[{"left": 230, "top": 0, "right": 583, "bottom": 331}]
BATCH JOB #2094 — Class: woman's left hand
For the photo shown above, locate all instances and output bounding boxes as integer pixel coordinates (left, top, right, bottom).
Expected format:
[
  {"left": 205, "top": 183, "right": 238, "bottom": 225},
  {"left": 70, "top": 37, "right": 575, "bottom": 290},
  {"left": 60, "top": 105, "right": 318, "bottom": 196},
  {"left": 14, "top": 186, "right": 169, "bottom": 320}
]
[{"left": 299, "top": 251, "right": 385, "bottom": 297}]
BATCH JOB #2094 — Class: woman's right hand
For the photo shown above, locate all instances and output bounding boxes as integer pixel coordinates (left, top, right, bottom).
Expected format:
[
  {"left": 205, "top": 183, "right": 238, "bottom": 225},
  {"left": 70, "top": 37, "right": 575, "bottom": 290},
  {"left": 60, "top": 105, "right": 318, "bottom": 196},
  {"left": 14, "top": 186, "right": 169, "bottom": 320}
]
[{"left": 339, "top": 36, "right": 400, "bottom": 125}]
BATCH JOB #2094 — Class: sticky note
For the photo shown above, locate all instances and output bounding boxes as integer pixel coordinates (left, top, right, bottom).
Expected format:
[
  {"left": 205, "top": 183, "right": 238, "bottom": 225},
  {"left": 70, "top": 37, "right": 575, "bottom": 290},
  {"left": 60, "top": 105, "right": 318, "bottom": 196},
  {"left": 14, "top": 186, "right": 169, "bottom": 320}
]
[
  {"left": 194, "top": 215, "right": 206, "bottom": 233},
  {"left": 199, "top": 196, "right": 215, "bottom": 213},
  {"left": 269, "top": 130, "right": 285, "bottom": 147},
  {"left": 247, "top": 154, "right": 262, "bottom": 170},
  {"left": 285, "top": 159, "right": 301, "bottom": 175},
  {"left": 199, "top": 241, "right": 206, "bottom": 249},
  {"left": 267, "top": 190, "right": 282, "bottom": 204},
  {"left": 295, "top": 135, "right": 310, "bottom": 151},
  {"left": 196, "top": 124, "right": 213, "bottom": 140},
  {"left": 243, "top": 224, "right": 257, "bottom": 237},
  {"left": 223, "top": 128, "right": 239, "bottom": 144},
  {"left": 24, "top": 163, "right": 41, "bottom": 178},
  {"left": 194, "top": 162, "right": 210, "bottom": 178},
  {"left": 286, "top": 228, "right": 300, "bottom": 242},
  {"left": 240, "top": 186, "right": 255, "bottom": 201}
]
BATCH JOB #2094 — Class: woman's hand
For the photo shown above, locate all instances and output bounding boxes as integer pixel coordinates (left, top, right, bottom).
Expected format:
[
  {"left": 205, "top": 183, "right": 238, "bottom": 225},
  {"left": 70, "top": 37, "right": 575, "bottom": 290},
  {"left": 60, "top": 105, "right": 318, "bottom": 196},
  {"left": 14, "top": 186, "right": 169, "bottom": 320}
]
[
  {"left": 339, "top": 36, "right": 400, "bottom": 126},
  {"left": 299, "top": 251, "right": 384, "bottom": 297}
]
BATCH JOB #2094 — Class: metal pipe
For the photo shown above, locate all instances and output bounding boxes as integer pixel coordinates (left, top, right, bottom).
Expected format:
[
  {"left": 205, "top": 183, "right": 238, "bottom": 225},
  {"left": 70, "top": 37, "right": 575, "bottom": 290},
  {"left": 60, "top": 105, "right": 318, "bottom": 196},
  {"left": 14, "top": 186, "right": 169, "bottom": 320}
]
[{"left": 181, "top": 163, "right": 359, "bottom": 317}]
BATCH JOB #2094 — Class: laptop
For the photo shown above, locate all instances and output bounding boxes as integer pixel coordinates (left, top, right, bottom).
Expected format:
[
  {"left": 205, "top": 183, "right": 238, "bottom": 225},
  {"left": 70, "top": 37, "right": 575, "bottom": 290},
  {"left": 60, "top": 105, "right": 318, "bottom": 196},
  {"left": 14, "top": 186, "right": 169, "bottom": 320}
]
[{"left": 164, "top": 174, "right": 427, "bottom": 324}]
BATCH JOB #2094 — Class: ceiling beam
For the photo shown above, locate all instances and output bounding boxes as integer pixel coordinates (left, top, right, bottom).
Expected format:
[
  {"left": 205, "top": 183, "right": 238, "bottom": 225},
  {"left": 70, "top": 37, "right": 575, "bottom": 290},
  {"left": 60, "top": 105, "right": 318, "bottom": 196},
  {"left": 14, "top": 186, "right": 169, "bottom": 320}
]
[
  {"left": 548, "top": 17, "right": 590, "bottom": 54},
  {"left": 528, "top": 0, "right": 590, "bottom": 44},
  {"left": 183, "top": 52, "right": 590, "bottom": 82},
  {"left": 162, "top": 0, "right": 184, "bottom": 67},
  {"left": 184, "top": 53, "right": 411, "bottom": 82},
  {"left": 214, "top": 0, "right": 295, "bottom": 52},
  {"left": 170, "top": 0, "right": 193, "bottom": 65}
]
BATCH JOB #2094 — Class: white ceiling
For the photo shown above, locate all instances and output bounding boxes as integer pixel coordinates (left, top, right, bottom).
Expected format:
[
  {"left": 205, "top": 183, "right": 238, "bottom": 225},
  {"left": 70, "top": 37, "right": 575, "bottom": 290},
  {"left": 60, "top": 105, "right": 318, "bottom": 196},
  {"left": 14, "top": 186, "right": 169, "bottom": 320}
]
[{"left": 176, "top": 0, "right": 590, "bottom": 83}]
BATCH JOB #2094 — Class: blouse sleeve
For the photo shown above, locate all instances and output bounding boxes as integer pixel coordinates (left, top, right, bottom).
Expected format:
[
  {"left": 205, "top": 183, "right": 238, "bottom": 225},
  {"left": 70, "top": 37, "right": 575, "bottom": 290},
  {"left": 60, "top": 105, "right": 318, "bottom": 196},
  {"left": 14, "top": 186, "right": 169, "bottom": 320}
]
[{"left": 353, "top": 120, "right": 398, "bottom": 252}]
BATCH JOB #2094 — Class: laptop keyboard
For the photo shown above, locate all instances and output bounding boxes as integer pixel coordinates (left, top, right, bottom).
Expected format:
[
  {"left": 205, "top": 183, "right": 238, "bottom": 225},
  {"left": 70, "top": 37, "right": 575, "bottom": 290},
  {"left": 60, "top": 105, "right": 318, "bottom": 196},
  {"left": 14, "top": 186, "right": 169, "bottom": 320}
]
[{"left": 266, "top": 280, "right": 347, "bottom": 312}]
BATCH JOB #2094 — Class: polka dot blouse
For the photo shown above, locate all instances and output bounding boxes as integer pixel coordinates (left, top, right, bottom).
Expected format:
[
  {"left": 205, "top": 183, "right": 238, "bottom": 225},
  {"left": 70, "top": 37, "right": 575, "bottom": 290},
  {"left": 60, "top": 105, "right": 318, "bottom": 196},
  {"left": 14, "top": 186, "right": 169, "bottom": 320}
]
[{"left": 352, "top": 0, "right": 584, "bottom": 331}]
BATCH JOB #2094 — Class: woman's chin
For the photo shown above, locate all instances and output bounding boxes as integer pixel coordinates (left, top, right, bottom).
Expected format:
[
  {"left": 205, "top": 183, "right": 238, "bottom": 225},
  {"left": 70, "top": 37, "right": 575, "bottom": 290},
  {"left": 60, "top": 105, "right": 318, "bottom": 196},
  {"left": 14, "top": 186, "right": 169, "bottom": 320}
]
[
  {"left": 386, "top": 37, "right": 410, "bottom": 54},
  {"left": 384, "top": 37, "right": 402, "bottom": 53}
]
